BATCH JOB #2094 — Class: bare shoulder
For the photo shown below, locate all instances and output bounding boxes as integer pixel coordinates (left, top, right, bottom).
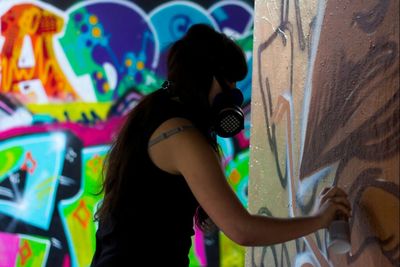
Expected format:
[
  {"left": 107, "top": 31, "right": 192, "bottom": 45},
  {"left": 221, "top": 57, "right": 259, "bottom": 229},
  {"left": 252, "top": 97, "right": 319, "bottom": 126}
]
[{"left": 148, "top": 117, "right": 203, "bottom": 147}]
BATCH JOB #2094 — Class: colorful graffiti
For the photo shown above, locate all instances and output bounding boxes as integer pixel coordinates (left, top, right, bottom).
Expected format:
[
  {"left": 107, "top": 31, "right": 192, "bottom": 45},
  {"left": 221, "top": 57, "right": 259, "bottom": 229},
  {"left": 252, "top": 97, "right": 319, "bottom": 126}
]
[
  {"left": 0, "top": 0, "right": 254, "bottom": 266},
  {"left": 248, "top": 0, "right": 399, "bottom": 266},
  {"left": 1, "top": 3, "right": 78, "bottom": 103}
]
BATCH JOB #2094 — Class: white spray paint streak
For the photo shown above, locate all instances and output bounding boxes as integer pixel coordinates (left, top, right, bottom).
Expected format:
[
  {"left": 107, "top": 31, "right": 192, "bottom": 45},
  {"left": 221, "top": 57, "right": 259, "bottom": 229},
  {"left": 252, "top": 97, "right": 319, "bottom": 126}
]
[{"left": 299, "top": 0, "right": 328, "bottom": 167}]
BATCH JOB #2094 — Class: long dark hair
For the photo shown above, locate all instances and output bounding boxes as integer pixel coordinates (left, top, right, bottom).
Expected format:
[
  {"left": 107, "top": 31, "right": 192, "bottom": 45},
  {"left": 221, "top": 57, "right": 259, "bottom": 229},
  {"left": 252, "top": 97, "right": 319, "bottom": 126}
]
[{"left": 95, "top": 24, "right": 247, "bottom": 229}]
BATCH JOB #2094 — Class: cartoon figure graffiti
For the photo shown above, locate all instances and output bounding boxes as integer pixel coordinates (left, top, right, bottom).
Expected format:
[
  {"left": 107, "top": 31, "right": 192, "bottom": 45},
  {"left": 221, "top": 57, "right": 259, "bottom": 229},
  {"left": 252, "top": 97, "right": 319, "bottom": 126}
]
[{"left": 1, "top": 4, "right": 79, "bottom": 103}]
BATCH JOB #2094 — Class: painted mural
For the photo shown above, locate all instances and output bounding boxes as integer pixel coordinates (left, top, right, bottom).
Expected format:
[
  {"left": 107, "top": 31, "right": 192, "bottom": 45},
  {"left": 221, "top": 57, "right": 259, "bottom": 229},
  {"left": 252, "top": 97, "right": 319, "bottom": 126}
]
[
  {"left": 248, "top": 0, "right": 399, "bottom": 266},
  {"left": 0, "top": 0, "right": 254, "bottom": 266}
]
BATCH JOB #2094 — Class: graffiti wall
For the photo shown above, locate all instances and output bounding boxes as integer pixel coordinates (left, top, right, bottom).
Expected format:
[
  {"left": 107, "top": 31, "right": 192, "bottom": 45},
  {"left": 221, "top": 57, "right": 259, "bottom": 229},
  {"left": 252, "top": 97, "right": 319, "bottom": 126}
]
[
  {"left": 248, "top": 0, "right": 399, "bottom": 266},
  {"left": 0, "top": 0, "right": 254, "bottom": 266}
]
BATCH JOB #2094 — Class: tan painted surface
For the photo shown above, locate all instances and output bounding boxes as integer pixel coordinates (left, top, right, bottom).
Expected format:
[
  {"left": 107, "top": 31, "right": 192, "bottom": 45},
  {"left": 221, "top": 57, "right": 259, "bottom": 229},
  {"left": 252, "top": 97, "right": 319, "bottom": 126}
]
[{"left": 248, "top": 0, "right": 399, "bottom": 266}]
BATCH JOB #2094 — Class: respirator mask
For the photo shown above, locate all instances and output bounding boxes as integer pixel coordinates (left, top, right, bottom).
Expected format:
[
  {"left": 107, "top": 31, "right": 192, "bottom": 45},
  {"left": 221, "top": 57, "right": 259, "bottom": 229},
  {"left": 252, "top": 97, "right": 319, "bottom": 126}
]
[
  {"left": 210, "top": 76, "right": 244, "bottom": 138},
  {"left": 161, "top": 79, "right": 245, "bottom": 138}
]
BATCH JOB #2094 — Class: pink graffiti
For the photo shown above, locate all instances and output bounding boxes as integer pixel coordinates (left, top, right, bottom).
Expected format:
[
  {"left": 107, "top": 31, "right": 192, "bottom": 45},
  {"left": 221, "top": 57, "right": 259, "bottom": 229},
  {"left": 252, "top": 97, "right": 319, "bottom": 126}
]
[
  {"left": 0, "top": 232, "right": 19, "bottom": 267},
  {"left": 194, "top": 227, "right": 207, "bottom": 266},
  {"left": 0, "top": 116, "right": 124, "bottom": 146}
]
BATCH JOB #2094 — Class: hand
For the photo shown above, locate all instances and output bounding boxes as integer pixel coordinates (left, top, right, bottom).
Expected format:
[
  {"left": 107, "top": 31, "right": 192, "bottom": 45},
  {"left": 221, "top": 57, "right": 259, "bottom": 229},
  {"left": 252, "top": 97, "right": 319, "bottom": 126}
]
[{"left": 313, "top": 186, "right": 352, "bottom": 229}]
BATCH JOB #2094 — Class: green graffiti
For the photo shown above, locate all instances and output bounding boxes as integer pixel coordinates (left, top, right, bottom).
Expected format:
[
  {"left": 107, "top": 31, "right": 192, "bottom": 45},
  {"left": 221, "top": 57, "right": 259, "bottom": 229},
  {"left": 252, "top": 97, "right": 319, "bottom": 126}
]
[
  {"left": 59, "top": 147, "right": 107, "bottom": 267},
  {"left": 0, "top": 146, "right": 24, "bottom": 179},
  {"left": 15, "top": 237, "right": 49, "bottom": 267}
]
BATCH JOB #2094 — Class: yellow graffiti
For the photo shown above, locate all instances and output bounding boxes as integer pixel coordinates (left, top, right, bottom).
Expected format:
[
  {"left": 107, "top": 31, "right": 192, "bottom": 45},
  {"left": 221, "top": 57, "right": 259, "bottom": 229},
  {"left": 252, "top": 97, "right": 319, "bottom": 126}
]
[
  {"left": 92, "top": 27, "right": 101, "bottom": 38},
  {"left": 136, "top": 61, "right": 144, "bottom": 70},
  {"left": 17, "top": 6, "right": 41, "bottom": 35},
  {"left": 89, "top": 15, "right": 98, "bottom": 25},
  {"left": 27, "top": 102, "right": 112, "bottom": 122},
  {"left": 35, "top": 176, "right": 55, "bottom": 201}
]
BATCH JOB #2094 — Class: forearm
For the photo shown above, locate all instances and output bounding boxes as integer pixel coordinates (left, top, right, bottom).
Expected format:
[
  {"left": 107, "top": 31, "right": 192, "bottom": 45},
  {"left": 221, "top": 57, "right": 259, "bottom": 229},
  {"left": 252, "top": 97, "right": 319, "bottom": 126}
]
[{"left": 236, "top": 214, "right": 323, "bottom": 247}]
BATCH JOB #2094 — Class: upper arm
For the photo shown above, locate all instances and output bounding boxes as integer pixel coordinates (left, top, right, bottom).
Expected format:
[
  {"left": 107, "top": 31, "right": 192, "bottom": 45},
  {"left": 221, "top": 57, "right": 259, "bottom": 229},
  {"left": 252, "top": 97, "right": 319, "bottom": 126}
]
[{"left": 156, "top": 119, "right": 250, "bottom": 240}]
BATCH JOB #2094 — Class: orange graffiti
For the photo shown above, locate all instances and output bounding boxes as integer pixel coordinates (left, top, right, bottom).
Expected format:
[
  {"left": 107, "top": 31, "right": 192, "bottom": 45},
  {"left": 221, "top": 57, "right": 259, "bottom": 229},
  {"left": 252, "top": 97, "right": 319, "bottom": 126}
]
[
  {"left": 0, "top": 4, "right": 79, "bottom": 103},
  {"left": 21, "top": 151, "right": 37, "bottom": 174},
  {"left": 18, "top": 240, "right": 32, "bottom": 266},
  {"left": 87, "top": 154, "right": 104, "bottom": 175},
  {"left": 72, "top": 200, "right": 91, "bottom": 229}
]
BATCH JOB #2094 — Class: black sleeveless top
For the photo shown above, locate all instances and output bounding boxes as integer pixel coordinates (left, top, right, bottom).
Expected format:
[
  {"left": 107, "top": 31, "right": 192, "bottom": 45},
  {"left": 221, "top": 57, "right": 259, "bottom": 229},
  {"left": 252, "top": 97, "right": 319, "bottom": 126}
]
[{"left": 91, "top": 90, "right": 199, "bottom": 266}]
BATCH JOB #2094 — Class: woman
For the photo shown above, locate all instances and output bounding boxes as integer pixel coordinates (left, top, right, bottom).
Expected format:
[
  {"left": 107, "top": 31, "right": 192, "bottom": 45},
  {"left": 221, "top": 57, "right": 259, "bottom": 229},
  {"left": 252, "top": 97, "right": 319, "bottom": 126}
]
[{"left": 91, "top": 24, "right": 351, "bottom": 266}]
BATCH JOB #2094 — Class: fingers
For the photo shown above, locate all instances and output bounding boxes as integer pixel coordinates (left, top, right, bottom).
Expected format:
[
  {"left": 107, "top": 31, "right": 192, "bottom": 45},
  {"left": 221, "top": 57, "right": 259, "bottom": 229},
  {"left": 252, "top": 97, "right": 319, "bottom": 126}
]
[
  {"left": 325, "top": 186, "right": 347, "bottom": 197},
  {"left": 320, "top": 186, "right": 348, "bottom": 204},
  {"left": 333, "top": 202, "right": 352, "bottom": 218},
  {"left": 320, "top": 193, "right": 352, "bottom": 219},
  {"left": 331, "top": 196, "right": 351, "bottom": 209},
  {"left": 333, "top": 187, "right": 347, "bottom": 197},
  {"left": 329, "top": 196, "right": 352, "bottom": 217}
]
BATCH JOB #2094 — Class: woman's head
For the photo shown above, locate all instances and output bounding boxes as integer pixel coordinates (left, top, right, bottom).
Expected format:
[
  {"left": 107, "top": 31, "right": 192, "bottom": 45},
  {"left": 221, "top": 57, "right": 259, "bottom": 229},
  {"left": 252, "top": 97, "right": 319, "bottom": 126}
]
[{"left": 166, "top": 24, "right": 247, "bottom": 126}]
